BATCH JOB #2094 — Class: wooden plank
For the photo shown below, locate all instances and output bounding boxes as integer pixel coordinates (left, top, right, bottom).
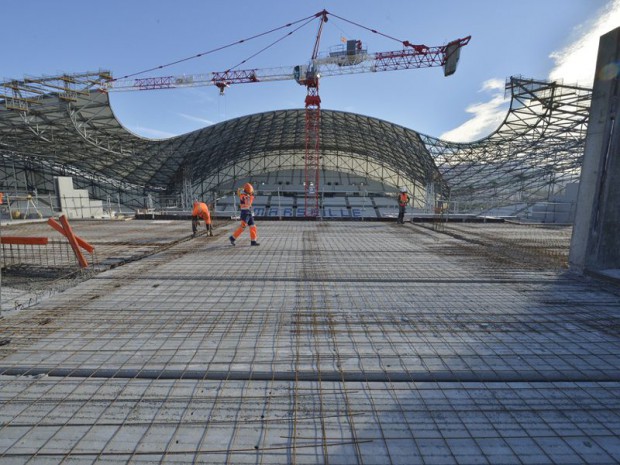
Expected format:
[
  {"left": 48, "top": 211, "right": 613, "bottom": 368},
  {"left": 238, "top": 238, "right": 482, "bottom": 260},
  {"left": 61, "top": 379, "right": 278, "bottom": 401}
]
[
  {"left": 47, "top": 218, "right": 95, "bottom": 253},
  {"left": 0, "top": 236, "right": 49, "bottom": 245},
  {"left": 58, "top": 215, "right": 88, "bottom": 268}
]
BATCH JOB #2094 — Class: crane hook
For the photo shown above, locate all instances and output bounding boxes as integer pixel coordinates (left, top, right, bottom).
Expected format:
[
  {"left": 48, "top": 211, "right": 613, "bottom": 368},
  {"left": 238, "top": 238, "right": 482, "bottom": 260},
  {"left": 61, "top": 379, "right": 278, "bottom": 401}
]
[{"left": 215, "top": 81, "right": 229, "bottom": 96}]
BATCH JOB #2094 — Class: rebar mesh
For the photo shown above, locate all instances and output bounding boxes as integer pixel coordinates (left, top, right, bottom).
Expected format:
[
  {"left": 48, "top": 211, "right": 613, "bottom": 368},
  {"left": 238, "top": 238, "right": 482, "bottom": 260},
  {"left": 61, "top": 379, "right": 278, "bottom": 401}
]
[
  {"left": 1, "top": 239, "right": 81, "bottom": 269},
  {"left": 0, "top": 220, "right": 619, "bottom": 464}
]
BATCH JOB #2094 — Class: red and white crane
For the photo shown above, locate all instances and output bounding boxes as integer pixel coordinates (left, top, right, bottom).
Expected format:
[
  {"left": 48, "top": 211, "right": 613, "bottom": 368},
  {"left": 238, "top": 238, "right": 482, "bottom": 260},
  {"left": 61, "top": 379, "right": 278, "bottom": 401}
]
[{"left": 104, "top": 10, "right": 471, "bottom": 217}]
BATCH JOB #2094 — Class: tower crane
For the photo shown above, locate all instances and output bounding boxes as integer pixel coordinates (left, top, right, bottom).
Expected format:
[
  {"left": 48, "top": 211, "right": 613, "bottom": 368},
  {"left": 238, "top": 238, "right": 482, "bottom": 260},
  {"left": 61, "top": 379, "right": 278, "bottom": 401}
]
[{"left": 103, "top": 10, "right": 471, "bottom": 217}]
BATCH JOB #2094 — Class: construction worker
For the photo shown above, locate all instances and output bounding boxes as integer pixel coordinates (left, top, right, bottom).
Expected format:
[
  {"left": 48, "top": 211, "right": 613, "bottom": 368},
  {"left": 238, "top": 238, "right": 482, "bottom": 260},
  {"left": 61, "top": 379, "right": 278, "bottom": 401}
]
[
  {"left": 397, "top": 186, "right": 410, "bottom": 224},
  {"left": 192, "top": 200, "right": 213, "bottom": 236},
  {"left": 229, "top": 183, "right": 259, "bottom": 246}
]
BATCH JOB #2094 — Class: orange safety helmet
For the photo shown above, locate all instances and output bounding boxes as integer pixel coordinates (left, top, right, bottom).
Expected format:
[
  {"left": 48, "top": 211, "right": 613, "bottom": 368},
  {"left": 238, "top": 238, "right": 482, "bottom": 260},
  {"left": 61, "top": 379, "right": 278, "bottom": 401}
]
[{"left": 243, "top": 182, "right": 254, "bottom": 194}]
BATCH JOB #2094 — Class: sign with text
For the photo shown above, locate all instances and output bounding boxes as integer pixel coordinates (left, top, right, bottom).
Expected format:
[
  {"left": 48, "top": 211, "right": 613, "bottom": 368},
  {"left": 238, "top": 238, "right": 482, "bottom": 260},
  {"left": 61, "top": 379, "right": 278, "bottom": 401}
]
[{"left": 252, "top": 207, "right": 372, "bottom": 218}]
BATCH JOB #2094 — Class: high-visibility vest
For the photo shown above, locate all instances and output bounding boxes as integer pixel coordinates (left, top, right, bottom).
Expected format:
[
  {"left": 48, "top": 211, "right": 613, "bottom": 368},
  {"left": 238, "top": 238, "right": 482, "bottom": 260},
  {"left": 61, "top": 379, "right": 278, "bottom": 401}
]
[
  {"left": 192, "top": 202, "right": 211, "bottom": 223},
  {"left": 239, "top": 193, "right": 254, "bottom": 210},
  {"left": 398, "top": 193, "right": 409, "bottom": 206}
]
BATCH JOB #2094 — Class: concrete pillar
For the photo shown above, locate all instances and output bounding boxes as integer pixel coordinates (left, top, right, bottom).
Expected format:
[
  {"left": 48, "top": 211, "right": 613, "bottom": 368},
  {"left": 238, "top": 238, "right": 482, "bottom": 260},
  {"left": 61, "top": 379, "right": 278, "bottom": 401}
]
[{"left": 569, "top": 27, "right": 620, "bottom": 280}]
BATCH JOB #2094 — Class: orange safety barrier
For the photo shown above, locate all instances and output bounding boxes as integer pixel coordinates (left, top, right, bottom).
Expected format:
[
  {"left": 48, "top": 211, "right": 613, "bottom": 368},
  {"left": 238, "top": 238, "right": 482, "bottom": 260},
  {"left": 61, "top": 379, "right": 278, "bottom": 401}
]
[
  {"left": 47, "top": 218, "right": 95, "bottom": 253},
  {"left": 59, "top": 215, "right": 88, "bottom": 269},
  {"left": 1, "top": 236, "right": 49, "bottom": 245},
  {"left": 47, "top": 215, "right": 94, "bottom": 268}
]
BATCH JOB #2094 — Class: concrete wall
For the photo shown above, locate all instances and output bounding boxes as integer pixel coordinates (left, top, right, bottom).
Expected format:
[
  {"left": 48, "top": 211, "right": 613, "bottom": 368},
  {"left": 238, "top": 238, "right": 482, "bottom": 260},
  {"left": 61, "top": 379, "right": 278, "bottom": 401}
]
[
  {"left": 569, "top": 27, "right": 620, "bottom": 275},
  {"left": 56, "top": 176, "right": 104, "bottom": 219}
]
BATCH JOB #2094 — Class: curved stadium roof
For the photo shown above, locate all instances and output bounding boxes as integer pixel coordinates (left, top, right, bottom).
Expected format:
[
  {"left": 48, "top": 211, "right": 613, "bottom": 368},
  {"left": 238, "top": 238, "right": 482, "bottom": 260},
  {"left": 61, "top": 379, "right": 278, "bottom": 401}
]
[{"left": 0, "top": 72, "right": 592, "bottom": 212}]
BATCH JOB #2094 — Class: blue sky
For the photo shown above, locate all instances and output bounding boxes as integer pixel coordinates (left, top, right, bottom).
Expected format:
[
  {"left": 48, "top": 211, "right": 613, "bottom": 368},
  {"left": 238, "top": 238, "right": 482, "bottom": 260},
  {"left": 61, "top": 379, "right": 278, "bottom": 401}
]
[{"left": 3, "top": 0, "right": 619, "bottom": 142}]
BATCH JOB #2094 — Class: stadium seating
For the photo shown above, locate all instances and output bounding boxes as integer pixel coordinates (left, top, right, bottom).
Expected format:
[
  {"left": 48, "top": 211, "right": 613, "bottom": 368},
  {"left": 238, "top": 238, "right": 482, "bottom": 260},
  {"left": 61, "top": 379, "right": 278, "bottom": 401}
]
[{"left": 211, "top": 168, "right": 407, "bottom": 219}]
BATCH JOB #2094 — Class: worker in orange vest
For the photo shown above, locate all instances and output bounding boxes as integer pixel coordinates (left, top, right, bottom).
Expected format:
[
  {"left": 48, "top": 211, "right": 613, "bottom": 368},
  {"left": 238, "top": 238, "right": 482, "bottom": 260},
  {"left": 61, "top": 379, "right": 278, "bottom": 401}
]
[
  {"left": 397, "top": 187, "right": 410, "bottom": 224},
  {"left": 192, "top": 200, "right": 212, "bottom": 236},
  {"left": 229, "top": 183, "right": 259, "bottom": 246}
]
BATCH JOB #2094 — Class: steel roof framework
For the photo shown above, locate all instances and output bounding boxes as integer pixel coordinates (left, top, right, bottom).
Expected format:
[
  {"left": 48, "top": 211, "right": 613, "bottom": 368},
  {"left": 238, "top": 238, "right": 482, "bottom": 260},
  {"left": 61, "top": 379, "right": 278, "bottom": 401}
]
[
  {"left": 1, "top": 73, "right": 591, "bottom": 212},
  {"left": 423, "top": 77, "right": 591, "bottom": 211}
]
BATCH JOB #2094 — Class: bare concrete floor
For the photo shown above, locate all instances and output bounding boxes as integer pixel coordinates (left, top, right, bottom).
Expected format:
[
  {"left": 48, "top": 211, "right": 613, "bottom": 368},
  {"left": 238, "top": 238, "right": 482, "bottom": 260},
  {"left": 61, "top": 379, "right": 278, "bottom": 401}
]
[{"left": 1, "top": 219, "right": 619, "bottom": 464}]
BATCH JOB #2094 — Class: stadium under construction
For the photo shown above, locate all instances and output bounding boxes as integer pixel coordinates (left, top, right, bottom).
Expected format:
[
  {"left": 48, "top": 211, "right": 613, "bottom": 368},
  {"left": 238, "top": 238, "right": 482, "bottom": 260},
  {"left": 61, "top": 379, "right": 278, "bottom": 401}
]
[
  {"left": 0, "top": 24, "right": 618, "bottom": 465},
  {"left": 0, "top": 73, "right": 591, "bottom": 223}
]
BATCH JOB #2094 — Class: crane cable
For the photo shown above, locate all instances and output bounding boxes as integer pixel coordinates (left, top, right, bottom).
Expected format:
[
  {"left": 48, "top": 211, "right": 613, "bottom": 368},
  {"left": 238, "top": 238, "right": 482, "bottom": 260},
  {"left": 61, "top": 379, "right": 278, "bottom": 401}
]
[
  {"left": 223, "top": 15, "right": 319, "bottom": 74},
  {"left": 110, "top": 12, "right": 321, "bottom": 82},
  {"left": 328, "top": 12, "right": 421, "bottom": 48},
  {"left": 111, "top": 10, "right": 424, "bottom": 84},
  {"left": 223, "top": 9, "right": 420, "bottom": 76}
]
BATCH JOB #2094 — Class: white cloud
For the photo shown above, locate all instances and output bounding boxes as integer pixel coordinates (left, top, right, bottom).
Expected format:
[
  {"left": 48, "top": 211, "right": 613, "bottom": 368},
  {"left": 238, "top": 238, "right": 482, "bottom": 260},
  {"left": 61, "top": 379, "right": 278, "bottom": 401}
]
[
  {"left": 480, "top": 79, "right": 505, "bottom": 92},
  {"left": 440, "top": 79, "right": 509, "bottom": 143},
  {"left": 549, "top": 0, "right": 620, "bottom": 85},
  {"left": 441, "top": 0, "right": 620, "bottom": 143},
  {"left": 130, "top": 114, "right": 215, "bottom": 139},
  {"left": 130, "top": 126, "right": 178, "bottom": 139},
  {"left": 178, "top": 113, "right": 215, "bottom": 126}
]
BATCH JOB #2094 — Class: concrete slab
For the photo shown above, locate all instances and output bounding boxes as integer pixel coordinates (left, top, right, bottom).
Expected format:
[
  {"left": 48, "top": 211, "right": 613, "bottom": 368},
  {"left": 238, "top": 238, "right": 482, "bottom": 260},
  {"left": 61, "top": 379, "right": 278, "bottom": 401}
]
[{"left": 0, "top": 221, "right": 619, "bottom": 464}]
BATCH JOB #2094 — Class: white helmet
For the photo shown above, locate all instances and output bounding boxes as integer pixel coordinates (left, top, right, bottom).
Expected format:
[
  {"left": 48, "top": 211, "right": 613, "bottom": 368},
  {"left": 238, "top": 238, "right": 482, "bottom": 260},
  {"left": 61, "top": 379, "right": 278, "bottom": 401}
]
[{"left": 399, "top": 186, "right": 407, "bottom": 193}]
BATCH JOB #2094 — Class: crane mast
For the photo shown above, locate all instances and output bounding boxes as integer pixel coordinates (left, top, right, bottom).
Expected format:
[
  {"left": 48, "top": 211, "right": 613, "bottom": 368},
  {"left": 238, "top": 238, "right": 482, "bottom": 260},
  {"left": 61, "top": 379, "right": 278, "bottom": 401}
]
[{"left": 303, "top": 9, "right": 328, "bottom": 217}]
